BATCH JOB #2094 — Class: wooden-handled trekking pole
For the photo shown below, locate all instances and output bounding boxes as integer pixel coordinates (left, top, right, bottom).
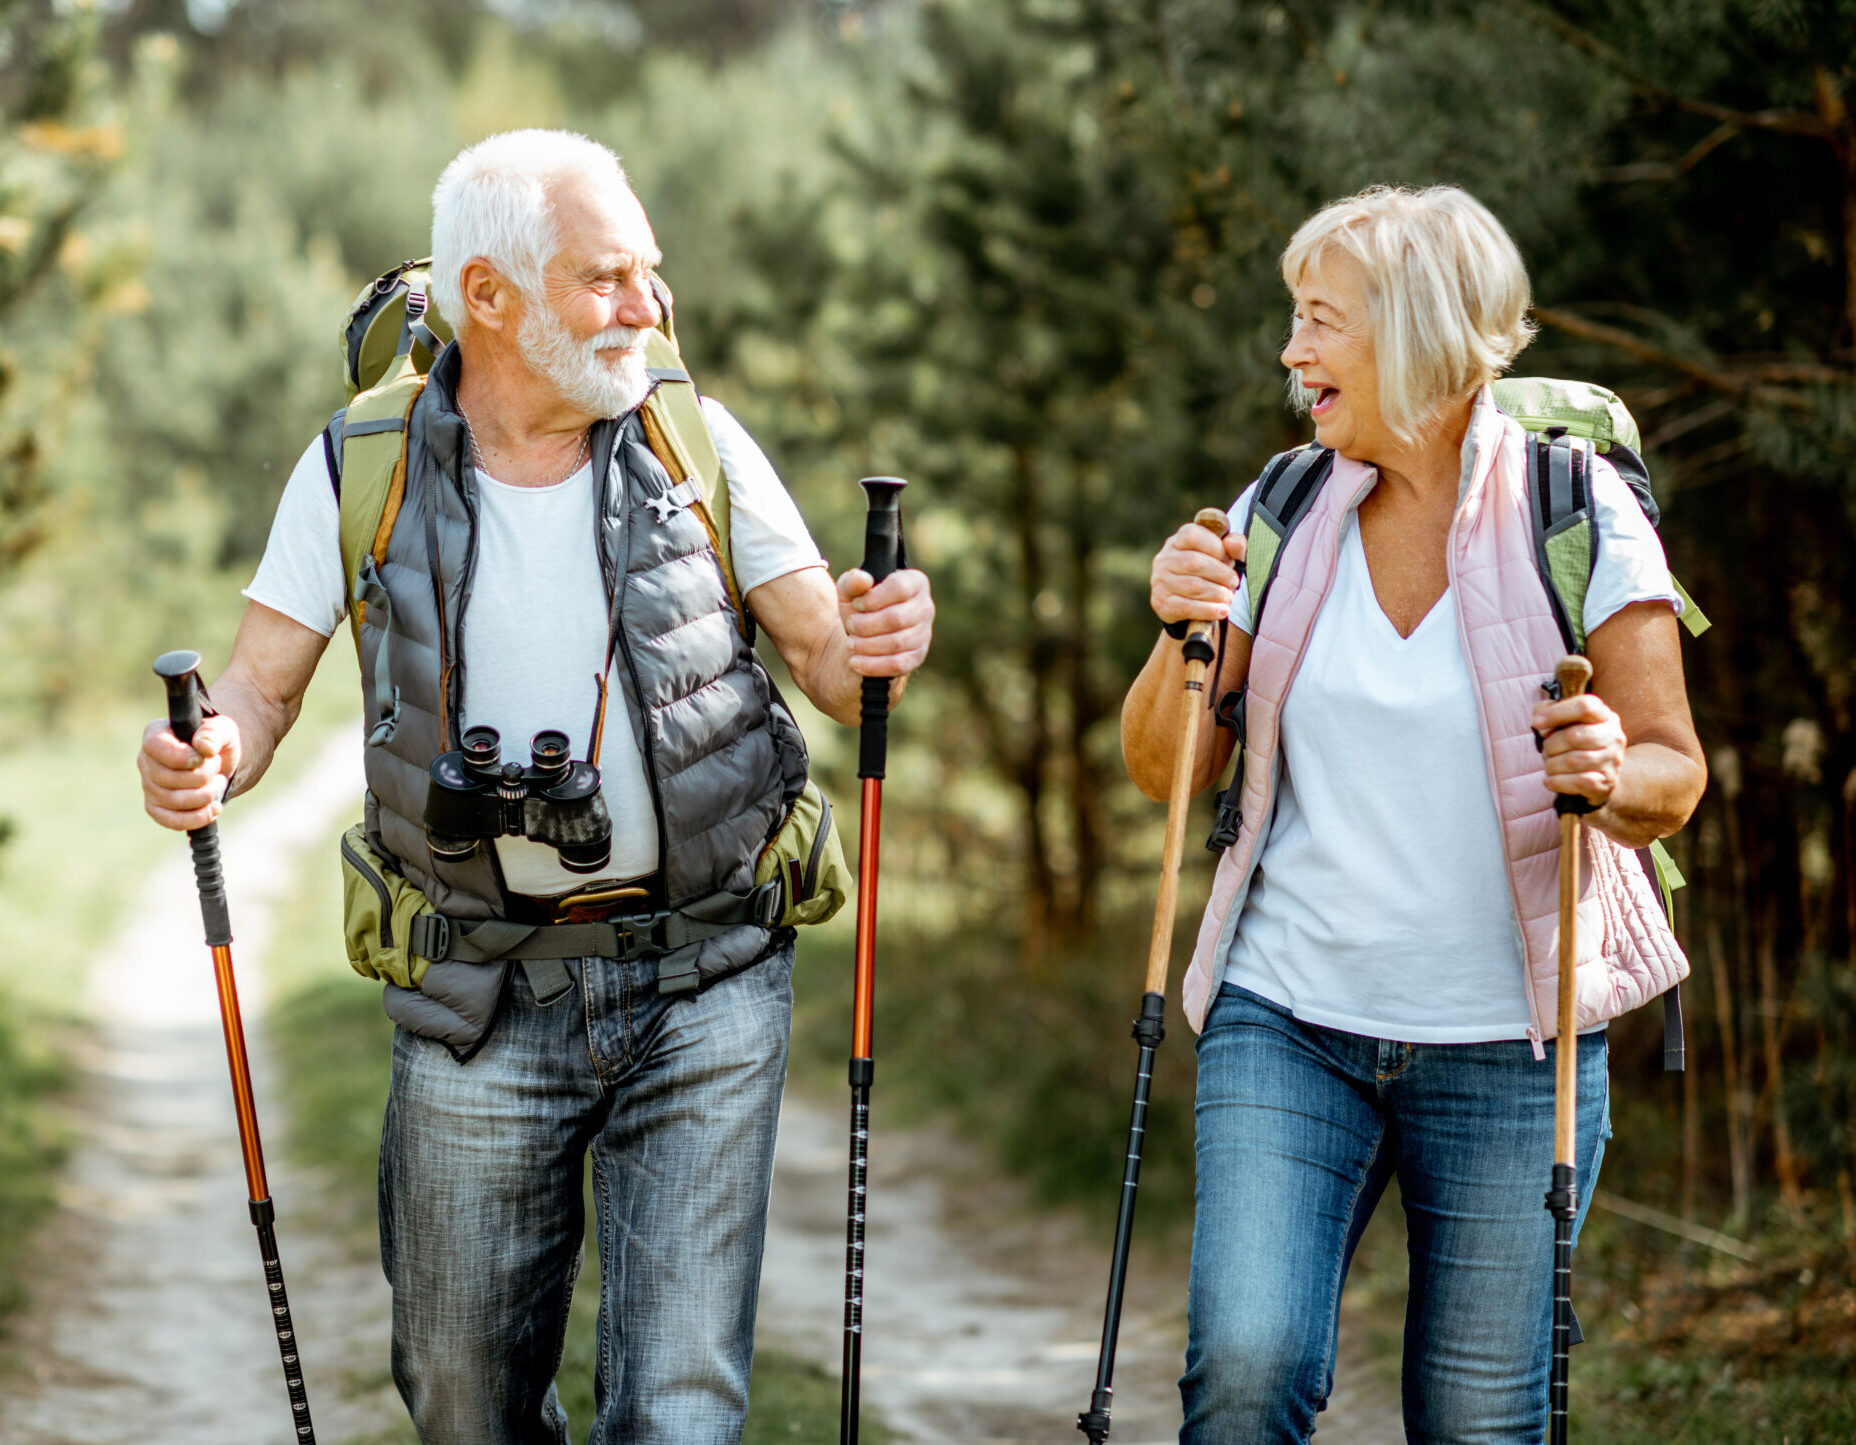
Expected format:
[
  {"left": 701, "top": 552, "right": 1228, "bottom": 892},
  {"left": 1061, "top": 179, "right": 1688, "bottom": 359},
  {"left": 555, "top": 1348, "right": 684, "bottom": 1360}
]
[
  {"left": 841, "top": 476, "right": 907, "bottom": 1445},
  {"left": 153, "top": 650, "right": 316, "bottom": 1444},
  {"left": 1078, "top": 506, "right": 1231, "bottom": 1445},
  {"left": 1546, "top": 653, "right": 1594, "bottom": 1445}
]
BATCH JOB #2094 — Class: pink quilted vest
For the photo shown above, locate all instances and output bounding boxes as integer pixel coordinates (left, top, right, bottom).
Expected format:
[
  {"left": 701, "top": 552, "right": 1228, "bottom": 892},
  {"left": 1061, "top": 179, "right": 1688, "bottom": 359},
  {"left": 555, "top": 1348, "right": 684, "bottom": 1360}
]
[{"left": 1179, "top": 391, "right": 1689, "bottom": 1052}]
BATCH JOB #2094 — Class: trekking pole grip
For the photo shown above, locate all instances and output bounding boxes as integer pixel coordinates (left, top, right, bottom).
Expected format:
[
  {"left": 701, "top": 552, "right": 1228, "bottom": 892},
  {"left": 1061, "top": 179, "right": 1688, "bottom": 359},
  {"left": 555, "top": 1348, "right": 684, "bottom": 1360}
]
[
  {"left": 1552, "top": 655, "right": 1596, "bottom": 818},
  {"left": 154, "top": 650, "right": 234, "bottom": 944},
  {"left": 1184, "top": 508, "right": 1231, "bottom": 648},
  {"left": 856, "top": 477, "right": 908, "bottom": 781},
  {"left": 155, "top": 648, "right": 207, "bottom": 746}
]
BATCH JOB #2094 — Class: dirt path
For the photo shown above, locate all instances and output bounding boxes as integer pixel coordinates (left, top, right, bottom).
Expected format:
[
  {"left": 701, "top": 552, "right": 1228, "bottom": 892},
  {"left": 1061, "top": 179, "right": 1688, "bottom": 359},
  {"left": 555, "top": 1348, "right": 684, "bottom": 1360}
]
[
  {"left": 1, "top": 729, "right": 1403, "bottom": 1444},
  {"left": 756, "top": 1097, "right": 1406, "bottom": 1444},
  {"left": 0, "top": 731, "right": 401, "bottom": 1445}
]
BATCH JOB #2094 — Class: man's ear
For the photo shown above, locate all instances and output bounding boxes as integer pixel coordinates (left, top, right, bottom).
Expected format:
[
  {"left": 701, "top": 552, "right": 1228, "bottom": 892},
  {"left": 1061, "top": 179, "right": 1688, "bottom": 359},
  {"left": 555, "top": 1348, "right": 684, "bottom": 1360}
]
[{"left": 460, "top": 258, "right": 517, "bottom": 335}]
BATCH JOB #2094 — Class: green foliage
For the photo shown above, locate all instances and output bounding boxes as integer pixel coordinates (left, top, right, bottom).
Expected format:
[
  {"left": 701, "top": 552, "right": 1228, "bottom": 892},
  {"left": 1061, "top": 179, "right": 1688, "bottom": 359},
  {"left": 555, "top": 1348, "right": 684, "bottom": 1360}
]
[{"left": 0, "top": 994, "right": 66, "bottom": 1322}]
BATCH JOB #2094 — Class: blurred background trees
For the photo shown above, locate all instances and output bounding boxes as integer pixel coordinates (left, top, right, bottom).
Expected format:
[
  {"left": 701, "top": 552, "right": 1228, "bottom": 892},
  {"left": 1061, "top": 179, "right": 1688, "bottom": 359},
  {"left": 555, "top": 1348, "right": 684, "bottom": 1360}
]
[{"left": 1, "top": 0, "right": 1852, "bottom": 1425}]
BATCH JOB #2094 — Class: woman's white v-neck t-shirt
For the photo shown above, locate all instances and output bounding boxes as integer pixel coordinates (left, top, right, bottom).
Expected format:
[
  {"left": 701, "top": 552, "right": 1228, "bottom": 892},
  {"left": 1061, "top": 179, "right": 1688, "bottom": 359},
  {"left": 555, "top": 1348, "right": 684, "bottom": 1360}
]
[{"left": 1221, "top": 523, "right": 1536, "bottom": 1040}]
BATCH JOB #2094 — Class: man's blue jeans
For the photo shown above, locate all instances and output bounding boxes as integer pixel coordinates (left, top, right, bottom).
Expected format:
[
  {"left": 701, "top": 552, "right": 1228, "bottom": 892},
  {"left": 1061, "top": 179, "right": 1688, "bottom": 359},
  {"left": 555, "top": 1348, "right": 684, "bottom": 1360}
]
[
  {"left": 379, "top": 941, "right": 795, "bottom": 1445},
  {"left": 1182, "top": 984, "right": 1609, "bottom": 1444}
]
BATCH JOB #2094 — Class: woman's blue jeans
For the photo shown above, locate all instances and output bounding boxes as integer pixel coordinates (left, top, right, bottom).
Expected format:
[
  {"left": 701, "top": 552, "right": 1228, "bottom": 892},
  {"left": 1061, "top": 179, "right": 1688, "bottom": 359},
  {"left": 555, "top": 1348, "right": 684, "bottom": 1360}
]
[
  {"left": 378, "top": 941, "right": 795, "bottom": 1445},
  {"left": 1182, "top": 984, "right": 1609, "bottom": 1445}
]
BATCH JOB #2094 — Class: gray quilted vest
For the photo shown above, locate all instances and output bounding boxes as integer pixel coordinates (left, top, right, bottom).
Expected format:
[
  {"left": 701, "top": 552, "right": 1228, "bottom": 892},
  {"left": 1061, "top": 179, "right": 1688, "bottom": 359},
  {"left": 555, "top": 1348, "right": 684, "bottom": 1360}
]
[{"left": 354, "top": 345, "right": 802, "bottom": 1053}]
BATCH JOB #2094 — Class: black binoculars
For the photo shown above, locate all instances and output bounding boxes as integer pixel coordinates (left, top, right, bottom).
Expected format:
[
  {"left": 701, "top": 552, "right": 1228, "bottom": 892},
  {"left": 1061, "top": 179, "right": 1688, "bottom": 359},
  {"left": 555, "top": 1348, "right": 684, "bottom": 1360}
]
[{"left": 424, "top": 726, "right": 613, "bottom": 874}]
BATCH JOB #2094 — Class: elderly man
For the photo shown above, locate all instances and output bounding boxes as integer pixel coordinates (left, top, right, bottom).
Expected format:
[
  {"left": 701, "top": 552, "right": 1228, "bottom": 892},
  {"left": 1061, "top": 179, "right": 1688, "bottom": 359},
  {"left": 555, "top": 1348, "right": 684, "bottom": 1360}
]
[{"left": 136, "top": 130, "right": 934, "bottom": 1443}]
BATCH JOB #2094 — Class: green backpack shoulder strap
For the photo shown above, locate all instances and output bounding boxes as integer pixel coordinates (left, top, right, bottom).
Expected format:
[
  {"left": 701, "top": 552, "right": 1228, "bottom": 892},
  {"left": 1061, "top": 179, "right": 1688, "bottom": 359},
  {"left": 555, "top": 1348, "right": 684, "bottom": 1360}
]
[
  {"left": 336, "top": 290, "right": 430, "bottom": 747},
  {"left": 1244, "top": 443, "right": 1335, "bottom": 633},
  {"left": 634, "top": 287, "right": 748, "bottom": 635}
]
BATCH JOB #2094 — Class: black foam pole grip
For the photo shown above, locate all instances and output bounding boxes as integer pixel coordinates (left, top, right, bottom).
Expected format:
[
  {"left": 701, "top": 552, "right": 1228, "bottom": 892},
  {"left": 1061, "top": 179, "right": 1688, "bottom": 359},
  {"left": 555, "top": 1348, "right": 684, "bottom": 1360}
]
[
  {"left": 857, "top": 476, "right": 907, "bottom": 584},
  {"left": 858, "top": 676, "right": 889, "bottom": 780},
  {"left": 855, "top": 478, "right": 907, "bottom": 782},
  {"left": 155, "top": 649, "right": 207, "bottom": 744},
  {"left": 189, "top": 825, "right": 234, "bottom": 946}
]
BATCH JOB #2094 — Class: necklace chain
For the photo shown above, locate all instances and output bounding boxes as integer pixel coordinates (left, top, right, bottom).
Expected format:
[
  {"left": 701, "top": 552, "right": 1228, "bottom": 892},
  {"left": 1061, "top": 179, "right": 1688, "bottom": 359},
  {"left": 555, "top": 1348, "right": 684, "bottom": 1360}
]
[{"left": 459, "top": 407, "right": 591, "bottom": 487}]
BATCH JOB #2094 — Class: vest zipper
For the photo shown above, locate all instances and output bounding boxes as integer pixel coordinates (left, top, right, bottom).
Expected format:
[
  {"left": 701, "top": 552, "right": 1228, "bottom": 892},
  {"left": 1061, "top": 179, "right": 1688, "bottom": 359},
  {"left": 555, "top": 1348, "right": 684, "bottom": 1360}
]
[
  {"left": 447, "top": 429, "right": 481, "bottom": 750},
  {"left": 601, "top": 411, "right": 674, "bottom": 889}
]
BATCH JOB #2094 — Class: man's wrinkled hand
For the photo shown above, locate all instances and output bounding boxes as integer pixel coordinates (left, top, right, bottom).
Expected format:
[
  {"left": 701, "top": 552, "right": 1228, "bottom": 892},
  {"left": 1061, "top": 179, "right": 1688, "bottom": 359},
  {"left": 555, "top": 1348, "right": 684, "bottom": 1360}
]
[
  {"left": 836, "top": 567, "right": 934, "bottom": 678},
  {"left": 139, "top": 713, "right": 241, "bottom": 831}
]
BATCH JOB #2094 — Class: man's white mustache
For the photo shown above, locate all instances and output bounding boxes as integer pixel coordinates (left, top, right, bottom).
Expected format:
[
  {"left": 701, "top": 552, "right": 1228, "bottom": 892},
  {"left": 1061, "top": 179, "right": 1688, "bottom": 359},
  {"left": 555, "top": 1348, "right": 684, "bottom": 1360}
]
[{"left": 593, "top": 326, "right": 644, "bottom": 354}]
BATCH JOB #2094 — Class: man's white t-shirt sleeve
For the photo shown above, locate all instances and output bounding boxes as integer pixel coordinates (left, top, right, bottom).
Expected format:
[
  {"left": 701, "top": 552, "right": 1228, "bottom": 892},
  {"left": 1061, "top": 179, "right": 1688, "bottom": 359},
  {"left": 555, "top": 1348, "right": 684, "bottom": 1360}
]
[
  {"left": 243, "top": 436, "right": 347, "bottom": 637},
  {"left": 699, "top": 397, "right": 827, "bottom": 592}
]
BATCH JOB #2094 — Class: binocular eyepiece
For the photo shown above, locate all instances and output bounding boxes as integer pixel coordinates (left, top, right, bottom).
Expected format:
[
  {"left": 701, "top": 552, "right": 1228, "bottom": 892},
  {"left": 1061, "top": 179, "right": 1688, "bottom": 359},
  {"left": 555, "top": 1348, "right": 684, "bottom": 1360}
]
[{"left": 425, "top": 725, "right": 613, "bottom": 874}]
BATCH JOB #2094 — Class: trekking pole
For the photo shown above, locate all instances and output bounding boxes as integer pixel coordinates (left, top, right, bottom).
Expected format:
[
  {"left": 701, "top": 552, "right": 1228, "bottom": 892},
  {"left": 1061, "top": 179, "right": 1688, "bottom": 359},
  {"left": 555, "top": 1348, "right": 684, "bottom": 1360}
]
[
  {"left": 841, "top": 476, "right": 907, "bottom": 1445},
  {"left": 1545, "top": 653, "right": 1593, "bottom": 1445},
  {"left": 153, "top": 650, "right": 317, "bottom": 1445},
  {"left": 1078, "top": 506, "right": 1231, "bottom": 1445}
]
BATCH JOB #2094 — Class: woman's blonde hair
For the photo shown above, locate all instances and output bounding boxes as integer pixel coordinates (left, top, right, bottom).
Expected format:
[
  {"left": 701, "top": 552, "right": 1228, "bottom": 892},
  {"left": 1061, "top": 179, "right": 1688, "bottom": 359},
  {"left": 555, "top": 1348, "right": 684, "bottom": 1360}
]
[{"left": 1281, "top": 185, "right": 1536, "bottom": 442}]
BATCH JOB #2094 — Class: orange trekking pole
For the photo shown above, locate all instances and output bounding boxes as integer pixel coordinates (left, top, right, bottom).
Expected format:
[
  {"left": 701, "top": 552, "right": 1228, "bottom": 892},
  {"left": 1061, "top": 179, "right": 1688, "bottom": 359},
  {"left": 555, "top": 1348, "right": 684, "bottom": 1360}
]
[
  {"left": 153, "top": 650, "right": 316, "bottom": 1444},
  {"left": 1079, "top": 507, "right": 1231, "bottom": 1444},
  {"left": 840, "top": 477, "right": 908, "bottom": 1445}
]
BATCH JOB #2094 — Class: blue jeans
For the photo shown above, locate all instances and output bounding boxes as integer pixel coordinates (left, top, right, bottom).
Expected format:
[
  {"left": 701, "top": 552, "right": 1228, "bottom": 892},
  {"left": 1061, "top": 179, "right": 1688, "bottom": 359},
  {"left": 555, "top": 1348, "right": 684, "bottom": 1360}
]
[
  {"left": 379, "top": 941, "right": 795, "bottom": 1445},
  {"left": 1182, "top": 984, "right": 1609, "bottom": 1445}
]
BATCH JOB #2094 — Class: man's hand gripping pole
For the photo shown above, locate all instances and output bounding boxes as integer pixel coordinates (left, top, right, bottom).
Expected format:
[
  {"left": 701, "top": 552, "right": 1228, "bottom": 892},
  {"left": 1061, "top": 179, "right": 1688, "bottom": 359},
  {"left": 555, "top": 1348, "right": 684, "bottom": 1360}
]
[{"left": 153, "top": 650, "right": 316, "bottom": 1444}]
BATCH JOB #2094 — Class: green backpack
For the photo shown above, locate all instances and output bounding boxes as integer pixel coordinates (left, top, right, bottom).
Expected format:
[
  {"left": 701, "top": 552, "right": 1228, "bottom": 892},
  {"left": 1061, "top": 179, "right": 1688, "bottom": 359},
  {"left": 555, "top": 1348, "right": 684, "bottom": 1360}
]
[
  {"left": 328, "top": 259, "right": 849, "bottom": 978},
  {"left": 1206, "top": 377, "right": 1708, "bottom": 1068}
]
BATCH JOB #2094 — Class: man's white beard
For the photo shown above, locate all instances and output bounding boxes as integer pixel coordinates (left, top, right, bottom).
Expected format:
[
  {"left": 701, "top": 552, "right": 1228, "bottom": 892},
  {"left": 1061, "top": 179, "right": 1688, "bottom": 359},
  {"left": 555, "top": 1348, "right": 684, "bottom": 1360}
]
[{"left": 518, "top": 302, "right": 652, "bottom": 418}]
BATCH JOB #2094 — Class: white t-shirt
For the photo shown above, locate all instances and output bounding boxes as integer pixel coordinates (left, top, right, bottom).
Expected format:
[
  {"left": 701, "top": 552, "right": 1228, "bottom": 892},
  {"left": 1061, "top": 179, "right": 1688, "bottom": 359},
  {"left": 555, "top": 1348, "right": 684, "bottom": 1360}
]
[
  {"left": 1218, "top": 461, "right": 1682, "bottom": 1042},
  {"left": 245, "top": 397, "right": 826, "bottom": 897}
]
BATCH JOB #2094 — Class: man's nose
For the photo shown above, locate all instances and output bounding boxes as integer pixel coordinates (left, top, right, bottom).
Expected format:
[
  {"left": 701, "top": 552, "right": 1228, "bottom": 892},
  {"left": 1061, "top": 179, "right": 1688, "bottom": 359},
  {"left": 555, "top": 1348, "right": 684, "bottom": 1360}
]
[{"left": 615, "top": 274, "right": 661, "bottom": 331}]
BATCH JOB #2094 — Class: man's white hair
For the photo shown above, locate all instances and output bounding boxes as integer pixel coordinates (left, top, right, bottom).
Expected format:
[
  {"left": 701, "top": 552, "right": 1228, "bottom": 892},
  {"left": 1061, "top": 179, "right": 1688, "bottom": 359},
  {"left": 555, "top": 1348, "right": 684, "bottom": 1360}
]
[
  {"left": 1282, "top": 185, "right": 1536, "bottom": 443},
  {"left": 429, "top": 129, "right": 629, "bottom": 335}
]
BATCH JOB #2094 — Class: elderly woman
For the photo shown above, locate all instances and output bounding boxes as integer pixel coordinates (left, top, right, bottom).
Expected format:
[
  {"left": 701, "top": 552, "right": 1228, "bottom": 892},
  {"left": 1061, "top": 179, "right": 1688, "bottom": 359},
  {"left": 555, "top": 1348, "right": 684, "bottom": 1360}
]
[{"left": 1121, "top": 185, "right": 1705, "bottom": 1441}]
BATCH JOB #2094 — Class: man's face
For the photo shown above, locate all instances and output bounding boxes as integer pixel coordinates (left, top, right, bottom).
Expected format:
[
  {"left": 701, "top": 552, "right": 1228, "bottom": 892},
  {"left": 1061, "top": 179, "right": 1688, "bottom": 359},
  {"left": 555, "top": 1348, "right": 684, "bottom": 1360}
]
[{"left": 519, "top": 178, "right": 665, "bottom": 418}]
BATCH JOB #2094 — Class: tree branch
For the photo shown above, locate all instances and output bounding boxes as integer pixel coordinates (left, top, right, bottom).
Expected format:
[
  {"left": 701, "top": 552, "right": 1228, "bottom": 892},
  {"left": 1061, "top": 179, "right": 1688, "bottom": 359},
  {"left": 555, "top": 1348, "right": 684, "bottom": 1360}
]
[
  {"left": 1532, "top": 306, "right": 1844, "bottom": 402},
  {"left": 1503, "top": 0, "right": 1828, "bottom": 141}
]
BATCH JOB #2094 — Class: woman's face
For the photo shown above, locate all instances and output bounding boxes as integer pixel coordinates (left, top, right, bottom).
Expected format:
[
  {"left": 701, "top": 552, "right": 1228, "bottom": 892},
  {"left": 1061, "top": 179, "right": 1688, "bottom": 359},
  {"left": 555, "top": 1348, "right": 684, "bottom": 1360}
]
[{"left": 1281, "top": 250, "right": 1388, "bottom": 460}]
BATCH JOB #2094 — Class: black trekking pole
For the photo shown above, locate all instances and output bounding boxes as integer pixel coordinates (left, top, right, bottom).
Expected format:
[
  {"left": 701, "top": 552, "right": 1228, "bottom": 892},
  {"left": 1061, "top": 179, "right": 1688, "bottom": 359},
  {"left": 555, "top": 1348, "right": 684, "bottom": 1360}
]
[
  {"left": 1546, "top": 654, "right": 1593, "bottom": 1445},
  {"left": 1078, "top": 507, "right": 1231, "bottom": 1445},
  {"left": 840, "top": 476, "right": 907, "bottom": 1445},
  {"left": 153, "top": 650, "right": 317, "bottom": 1445}
]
